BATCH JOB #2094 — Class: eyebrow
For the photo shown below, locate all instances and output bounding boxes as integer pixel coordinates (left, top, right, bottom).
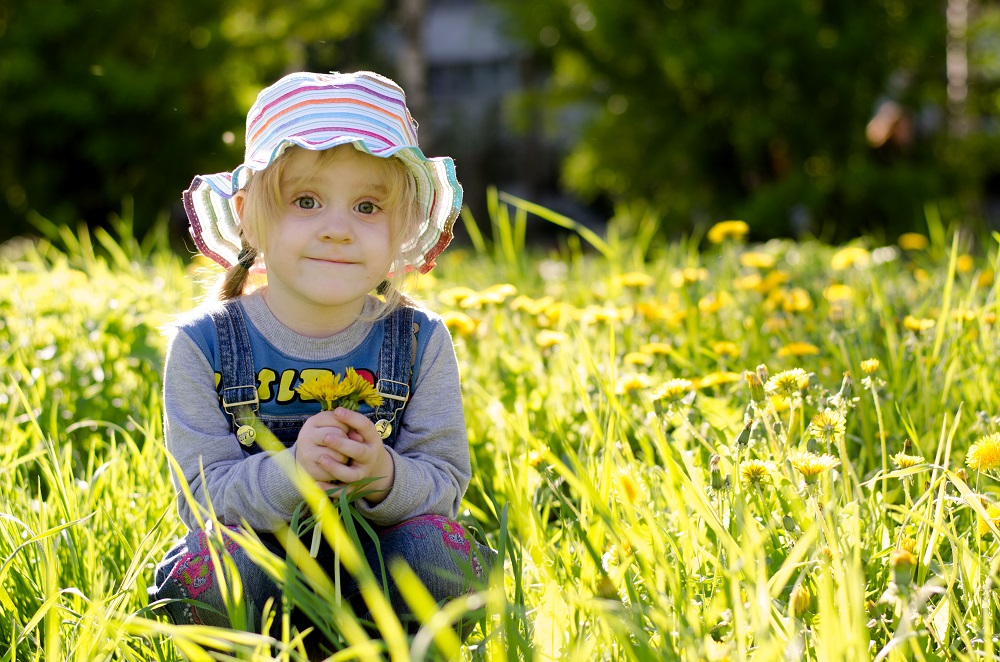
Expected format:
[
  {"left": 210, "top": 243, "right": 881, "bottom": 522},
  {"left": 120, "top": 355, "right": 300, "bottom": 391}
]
[{"left": 280, "top": 173, "right": 389, "bottom": 197}]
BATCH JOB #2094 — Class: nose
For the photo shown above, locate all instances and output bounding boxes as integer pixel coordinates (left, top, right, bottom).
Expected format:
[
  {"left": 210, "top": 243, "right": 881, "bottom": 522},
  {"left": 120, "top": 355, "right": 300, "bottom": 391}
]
[{"left": 318, "top": 207, "right": 353, "bottom": 243}]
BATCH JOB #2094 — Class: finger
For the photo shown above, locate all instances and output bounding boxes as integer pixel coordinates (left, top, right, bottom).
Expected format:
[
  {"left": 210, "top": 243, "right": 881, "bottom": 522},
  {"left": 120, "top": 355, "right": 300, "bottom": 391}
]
[
  {"left": 307, "top": 410, "right": 351, "bottom": 431},
  {"left": 334, "top": 408, "right": 380, "bottom": 442},
  {"left": 319, "top": 434, "right": 350, "bottom": 464}
]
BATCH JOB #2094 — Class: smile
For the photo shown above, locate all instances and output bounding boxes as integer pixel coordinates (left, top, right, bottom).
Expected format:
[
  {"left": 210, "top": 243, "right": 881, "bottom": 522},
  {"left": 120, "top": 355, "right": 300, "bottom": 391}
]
[{"left": 308, "top": 257, "right": 357, "bottom": 265}]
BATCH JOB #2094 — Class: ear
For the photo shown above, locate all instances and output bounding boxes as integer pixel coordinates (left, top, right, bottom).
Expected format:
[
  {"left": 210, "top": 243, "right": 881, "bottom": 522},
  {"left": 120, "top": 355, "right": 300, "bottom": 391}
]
[{"left": 233, "top": 192, "right": 257, "bottom": 247}]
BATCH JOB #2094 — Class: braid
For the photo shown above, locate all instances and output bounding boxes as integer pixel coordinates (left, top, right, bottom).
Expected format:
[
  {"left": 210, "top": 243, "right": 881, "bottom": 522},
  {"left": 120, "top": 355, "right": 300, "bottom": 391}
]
[{"left": 218, "top": 243, "right": 257, "bottom": 301}]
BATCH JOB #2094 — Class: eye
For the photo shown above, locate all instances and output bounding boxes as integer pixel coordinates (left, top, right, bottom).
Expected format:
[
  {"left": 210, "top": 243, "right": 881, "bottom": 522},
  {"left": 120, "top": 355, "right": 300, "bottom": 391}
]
[
  {"left": 356, "top": 200, "right": 379, "bottom": 214},
  {"left": 294, "top": 195, "right": 318, "bottom": 210}
]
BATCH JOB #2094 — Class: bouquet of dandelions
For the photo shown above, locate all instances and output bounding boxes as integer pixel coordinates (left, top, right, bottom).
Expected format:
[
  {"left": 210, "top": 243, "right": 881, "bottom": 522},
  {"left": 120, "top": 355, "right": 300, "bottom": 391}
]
[
  {"left": 296, "top": 367, "right": 383, "bottom": 412},
  {"left": 294, "top": 369, "right": 385, "bottom": 560}
]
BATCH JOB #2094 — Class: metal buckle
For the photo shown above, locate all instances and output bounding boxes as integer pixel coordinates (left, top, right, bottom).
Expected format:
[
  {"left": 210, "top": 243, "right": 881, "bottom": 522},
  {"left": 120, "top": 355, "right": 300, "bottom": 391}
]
[{"left": 375, "top": 379, "right": 409, "bottom": 438}]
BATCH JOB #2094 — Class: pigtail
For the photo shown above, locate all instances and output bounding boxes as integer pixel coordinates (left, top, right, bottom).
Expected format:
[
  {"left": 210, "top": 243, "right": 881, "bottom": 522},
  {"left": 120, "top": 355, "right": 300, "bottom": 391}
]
[{"left": 218, "top": 243, "right": 257, "bottom": 301}]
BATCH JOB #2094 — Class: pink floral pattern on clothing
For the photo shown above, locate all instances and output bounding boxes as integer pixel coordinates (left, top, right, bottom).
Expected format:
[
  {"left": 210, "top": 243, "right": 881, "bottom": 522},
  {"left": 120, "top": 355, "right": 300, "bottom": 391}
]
[
  {"left": 168, "top": 527, "right": 241, "bottom": 622},
  {"left": 385, "top": 514, "right": 483, "bottom": 577}
]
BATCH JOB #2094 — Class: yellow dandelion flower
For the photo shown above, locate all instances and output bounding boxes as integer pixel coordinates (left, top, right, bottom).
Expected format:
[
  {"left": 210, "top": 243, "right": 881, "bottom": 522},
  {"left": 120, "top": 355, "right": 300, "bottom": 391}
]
[
  {"left": 510, "top": 294, "right": 555, "bottom": 315},
  {"left": 756, "top": 270, "right": 790, "bottom": 294},
  {"left": 790, "top": 584, "right": 811, "bottom": 617},
  {"left": 763, "top": 316, "right": 789, "bottom": 334},
  {"left": 790, "top": 451, "right": 841, "bottom": 483},
  {"left": 652, "top": 378, "right": 694, "bottom": 403},
  {"left": 740, "top": 251, "right": 776, "bottom": 269},
  {"left": 957, "top": 254, "right": 975, "bottom": 273},
  {"left": 483, "top": 283, "right": 518, "bottom": 299},
  {"left": 296, "top": 368, "right": 383, "bottom": 411},
  {"left": 619, "top": 472, "right": 642, "bottom": 504},
  {"left": 978, "top": 269, "right": 995, "bottom": 288},
  {"left": 782, "top": 288, "right": 813, "bottom": 313},
  {"left": 296, "top": 373, "right": 351, "bottom": 409},
  {"left": 616, "top": 373, "right": 653, "bottom": 394},
  {"left": 712, "top": 341, "right": 740, "bottom": 357},
  {"left": 733, "top": 273, "right": 763, "bottom": 291},
  {"left": 698, "top": 291, "right": 734, "bottom": 313},
  {"left": 808, "top": 409, "right": 846, "bottom": 445},
  {"left": 696, "top": 371, "right": 742, "bottom": 390},
  {"left": 777, "top": 342, "right": 821, "bottom": 358},
  {"left": 527, "top": 448, "right": 546, "bottom": 467},
  {"left": 830, "top": 246, "right": 871, "bottom": 271},
  {"left": 967, "top": 432, "right": 1000, "bottom": 472},
  {"left": 581, "top": 305, "right": 622, "bottom": 324},
  {"left": 741, "top": 459, "right": 774, "bottom": 490},
  {"left": 707, "top": 219, "right": 750, "bottom": 244},
  {"left": 342, "top": 368, "right": 383, "bottom": 408},
  {"left": 438, "top": 286, "right": 477, "bottom": 307},
  {"left": 671, "top": 267, "right": 709, "bottom": 287},
  {"left": 640, "top": 342, "right": 673, "bottom": 355},
  {"left": 535, "top": 330, "right": 569, "bottom": 349},
  {"left": 441, "top": 310, "right": 477, "bottom": 337},
  {"left": 860, "top": 358, "right": 880, "bottom": 374},
  {"left": 462, "top": 284, "right": 517, "bottom": 308},
  {"left": 889, "top": 548, "right": 917, "bottom": 570},
  {"left": 636, "top": 302, "right": 686, "bottom": 325},
  {"left": 903, "top": 315, "right": 935, "bottom": 332},
  {"left": 892, "top": 452, "right": 924, "bottom": 470},
  {"left": 823, "top": 283, "right": 855, "bottom": 303},
  {"left": 624, "top": 351, "right": 654, "bottom": 367},
  {"left": 898, "top": 536, "right": 918, "bottom": 555},
  {"left": 613, "top": 271, "right": 655, "bottom": 288},
  {"left": 979, "top": 503, "right": 1000, "bottom": 537},
  {"left": 542, "top": 301, "right": 578, "bottom": 324},
  {"left": 897, "top": 233, "right": 929, "bottom": 251},
  {"left": 913, "top": 268, "right": 929, "bottom": 282},
  {"left": 765, "top": 368, "right": 809, "bottom": 398},
  {"left": 952, "top": 309, "right": 977, "bottom": 323}
]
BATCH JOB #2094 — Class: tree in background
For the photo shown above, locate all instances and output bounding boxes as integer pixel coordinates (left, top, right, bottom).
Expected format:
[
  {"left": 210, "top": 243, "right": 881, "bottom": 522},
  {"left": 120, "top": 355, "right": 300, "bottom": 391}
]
[
  {"left": 0, "top": 0, "right": 382, "bottom": 242},
  {"left": 491, "top": 0, "right": 999, "bottom": 240}
]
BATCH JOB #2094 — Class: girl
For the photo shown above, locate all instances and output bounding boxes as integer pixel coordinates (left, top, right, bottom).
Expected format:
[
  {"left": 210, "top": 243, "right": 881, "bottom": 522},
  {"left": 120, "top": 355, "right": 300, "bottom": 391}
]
[{"left": 149, "top": 71, "right": 491, "bottom": 647}]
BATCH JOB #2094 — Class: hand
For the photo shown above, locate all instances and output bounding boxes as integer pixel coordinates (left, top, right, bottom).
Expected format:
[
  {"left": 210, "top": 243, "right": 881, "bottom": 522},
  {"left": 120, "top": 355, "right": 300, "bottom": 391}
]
[
  {"left": 295, "top": 408, "right": 396, "bottom": 503},
  {"left": 295, "top": 410, "right": 352, "bottom": 483}
]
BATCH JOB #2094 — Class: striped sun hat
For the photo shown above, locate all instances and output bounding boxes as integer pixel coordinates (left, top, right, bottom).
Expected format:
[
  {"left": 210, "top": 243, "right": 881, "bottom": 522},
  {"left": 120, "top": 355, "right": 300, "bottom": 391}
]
[{"left": 182, "top": 70, "right": 462, "bottom": 274}]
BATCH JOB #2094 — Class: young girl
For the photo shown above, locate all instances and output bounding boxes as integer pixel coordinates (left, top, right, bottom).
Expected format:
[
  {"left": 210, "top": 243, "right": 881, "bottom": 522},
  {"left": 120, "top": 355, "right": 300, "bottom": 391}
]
[{"left": 149, "top": 71, "right": 491, "bottom": 646}]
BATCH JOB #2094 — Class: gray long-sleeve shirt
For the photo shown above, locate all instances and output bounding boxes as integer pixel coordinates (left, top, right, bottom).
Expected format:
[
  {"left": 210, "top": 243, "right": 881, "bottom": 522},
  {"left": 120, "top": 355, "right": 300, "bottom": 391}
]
[{"left": 162, "top": 292, "right": 470, "bottom": 532}]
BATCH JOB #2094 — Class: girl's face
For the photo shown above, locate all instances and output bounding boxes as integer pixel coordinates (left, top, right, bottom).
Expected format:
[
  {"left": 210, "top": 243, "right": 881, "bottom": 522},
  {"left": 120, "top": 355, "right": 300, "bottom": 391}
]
[{"left": 256, "top": 146, "right": 396, "bottom": 335}]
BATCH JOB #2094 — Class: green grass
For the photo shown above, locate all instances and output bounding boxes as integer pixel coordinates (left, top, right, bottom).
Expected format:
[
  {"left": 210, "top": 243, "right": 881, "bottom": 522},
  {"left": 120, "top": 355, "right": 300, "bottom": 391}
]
[{"left": 2, "top": 201, "right": 999, "bottom": 660}]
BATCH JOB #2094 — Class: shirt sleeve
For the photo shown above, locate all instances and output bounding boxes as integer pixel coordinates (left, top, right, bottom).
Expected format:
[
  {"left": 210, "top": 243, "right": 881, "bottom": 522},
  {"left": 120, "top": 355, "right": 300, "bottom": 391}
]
[
  {"left": 351, "top": 318, "right": 471, "bottom": 525},
  {"left": 162, "top": 328, "right": 303, "bottom": 531}
]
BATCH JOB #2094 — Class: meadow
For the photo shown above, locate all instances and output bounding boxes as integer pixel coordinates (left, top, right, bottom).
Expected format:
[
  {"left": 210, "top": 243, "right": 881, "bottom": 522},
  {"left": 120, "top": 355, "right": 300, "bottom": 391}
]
[{"left": 1, "top": 196, "right": 999, "bottom": 661}]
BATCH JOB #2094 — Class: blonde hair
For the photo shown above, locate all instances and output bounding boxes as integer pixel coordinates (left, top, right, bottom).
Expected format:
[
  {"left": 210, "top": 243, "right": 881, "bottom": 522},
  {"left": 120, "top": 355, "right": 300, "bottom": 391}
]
[{"left": 218, "top": 145, "right": 422, "bottom": 319}]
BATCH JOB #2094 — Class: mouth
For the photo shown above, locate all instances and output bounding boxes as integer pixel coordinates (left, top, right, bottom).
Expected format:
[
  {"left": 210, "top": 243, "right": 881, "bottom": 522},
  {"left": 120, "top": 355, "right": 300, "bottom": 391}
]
[{"left": 308, "top": 257, "right": 357, "bottom": 265}]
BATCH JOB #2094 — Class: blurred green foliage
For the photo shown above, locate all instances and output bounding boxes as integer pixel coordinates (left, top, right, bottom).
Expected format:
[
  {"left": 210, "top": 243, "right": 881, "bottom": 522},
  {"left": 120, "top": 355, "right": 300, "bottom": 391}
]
[
  {"left": 493, "top": 0, "right": 1000, "bottom": 240},
  {"left": 0, "top": 0, "right": 382, "bottom": 242}
]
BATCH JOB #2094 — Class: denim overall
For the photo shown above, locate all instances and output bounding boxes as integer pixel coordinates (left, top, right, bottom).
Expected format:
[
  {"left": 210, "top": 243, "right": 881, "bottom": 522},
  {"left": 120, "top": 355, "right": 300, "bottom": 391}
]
[{"left": 149, "top": 302, "right": 492, "bottom": 645}]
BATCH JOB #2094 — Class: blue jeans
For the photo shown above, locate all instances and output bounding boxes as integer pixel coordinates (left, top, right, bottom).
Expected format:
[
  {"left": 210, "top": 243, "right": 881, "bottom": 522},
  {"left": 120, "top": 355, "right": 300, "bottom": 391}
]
[{"left": 149, "top": 514, "right": 493, "bottom": 645}]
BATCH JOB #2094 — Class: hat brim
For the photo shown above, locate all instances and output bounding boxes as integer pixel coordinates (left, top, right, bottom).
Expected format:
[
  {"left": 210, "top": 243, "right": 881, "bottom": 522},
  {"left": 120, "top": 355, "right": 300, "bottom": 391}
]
[{"left": 183, "top": 136, "right": 461, "bottom": 274}]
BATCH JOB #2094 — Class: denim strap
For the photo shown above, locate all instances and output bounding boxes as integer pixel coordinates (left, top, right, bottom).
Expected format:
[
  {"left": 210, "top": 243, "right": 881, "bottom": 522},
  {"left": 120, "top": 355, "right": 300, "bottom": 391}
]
[
  {"left": 373, "top": 306, "right": 413, "bottom": 446},
  {"left": 210, "top": 302, "right": 259, "bottom": 431}
]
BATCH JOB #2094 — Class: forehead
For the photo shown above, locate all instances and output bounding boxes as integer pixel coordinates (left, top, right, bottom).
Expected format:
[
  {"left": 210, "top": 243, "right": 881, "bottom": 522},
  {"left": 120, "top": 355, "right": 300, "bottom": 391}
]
[{"left": 280, "top": 146, "right": 388, "bottom": 190}]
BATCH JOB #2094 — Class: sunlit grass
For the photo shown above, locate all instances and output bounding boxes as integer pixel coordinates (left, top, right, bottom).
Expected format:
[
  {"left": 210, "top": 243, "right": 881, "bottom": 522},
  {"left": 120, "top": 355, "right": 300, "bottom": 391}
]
[{"left": 1, "top": 199, "right": 999, "bottom": 660}]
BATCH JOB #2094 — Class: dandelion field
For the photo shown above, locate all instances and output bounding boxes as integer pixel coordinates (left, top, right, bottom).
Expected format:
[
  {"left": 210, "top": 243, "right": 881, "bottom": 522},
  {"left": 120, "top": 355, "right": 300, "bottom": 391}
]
[{"left": 2, "top": 199, "right": 1000, "bottom": 661}]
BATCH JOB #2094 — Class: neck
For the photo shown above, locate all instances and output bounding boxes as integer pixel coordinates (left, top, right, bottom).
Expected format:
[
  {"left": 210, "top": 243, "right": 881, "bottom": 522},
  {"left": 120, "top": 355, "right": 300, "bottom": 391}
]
[{"left": 260, "top": 288, "right": 366, "bottom": 337}]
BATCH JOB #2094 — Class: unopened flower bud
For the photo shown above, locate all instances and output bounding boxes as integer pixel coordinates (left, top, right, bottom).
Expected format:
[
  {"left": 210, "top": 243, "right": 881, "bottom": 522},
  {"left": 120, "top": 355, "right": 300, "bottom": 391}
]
[
  {"left": 735, "top": 420, "right": 752, "bottom": 448},
  {"left": 790, "top": 584, "right": 811, "bottom": 617},
  {"left": 710, "top": 454, "right": 724, "bottom": 490},
  {"left": 755, "top": 363, "right": 770, "bottom": 384},
  {"left": 890, "top": 549, "right": 917, "bottom": 589},
  {"left": 745, "top": 370, "right": 765, "bottom": 403},
  {"left": 955, "top": 468, "right": 968, "bottom": 483}
]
